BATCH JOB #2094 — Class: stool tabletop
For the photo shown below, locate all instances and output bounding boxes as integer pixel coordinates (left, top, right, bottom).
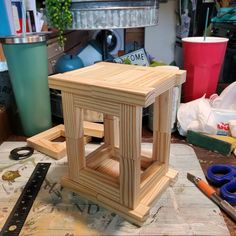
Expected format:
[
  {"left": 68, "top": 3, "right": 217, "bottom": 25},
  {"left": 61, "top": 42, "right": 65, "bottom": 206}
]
[{"left": 49, "top": 62, "right": 186, "bottom": 107}]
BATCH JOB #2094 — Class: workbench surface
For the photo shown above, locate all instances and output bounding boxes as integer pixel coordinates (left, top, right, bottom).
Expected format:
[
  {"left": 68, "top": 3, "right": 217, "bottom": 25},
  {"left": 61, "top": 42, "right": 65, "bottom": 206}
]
[{"left": 0, "top": 141, "right": 230, "bottom": 235}]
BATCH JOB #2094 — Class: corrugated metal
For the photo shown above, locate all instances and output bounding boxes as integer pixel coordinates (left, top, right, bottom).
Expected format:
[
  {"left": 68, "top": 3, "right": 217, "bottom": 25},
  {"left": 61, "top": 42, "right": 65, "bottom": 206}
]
[{"left": 70, "top": 0, "right": 159, "bottom": 29}]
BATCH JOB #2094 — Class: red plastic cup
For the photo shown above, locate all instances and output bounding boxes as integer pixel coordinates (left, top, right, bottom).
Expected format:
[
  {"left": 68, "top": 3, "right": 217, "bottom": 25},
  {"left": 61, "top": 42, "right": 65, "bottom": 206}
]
[{"left": 182, "top": 37, "right": 228, "bottom": 102}]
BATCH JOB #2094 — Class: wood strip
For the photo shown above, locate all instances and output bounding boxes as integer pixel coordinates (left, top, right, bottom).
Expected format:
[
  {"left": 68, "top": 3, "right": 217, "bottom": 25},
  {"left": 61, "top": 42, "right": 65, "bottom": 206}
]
[
  {"left": 95, "top": 158, "right": 119, "bottom": 179},
  {"left": 27, "top": 125, "right": 64, "bottom": 141},
  {"left": 74, "top": 95, "right": 120, "bottom": 117},
  {"left": 83, "top": 121, "right": 104, "bottom": 138},
  {"left": 119, "top": 104, "right": 142, "bottom": 209},
  {"left": 140, "top": 164, "right": 166, "bottom": 200},
  {"left": 61, "top": 92, "right": 85, "bottom": 178},
  {"left": 97, "top": 194, "right": 149, "bottom": 223},
  {"left": 61, "top": 176, "right": 148, "bottom": 226},
  {"left": 27, "top": 125, "right": 66, "bottom": 160},
  {"left": 66, "top": 137, "right": 85, "bottom": 180},
  {"left": 61, "top": 92, "right": 83, "bottom": 139},
  {"left": 140, "top": 168, "right": 178, "bottom": 206},
  {"left": 152, "top": 89, "right": 173, "bottom": 171},
  {"left": 86, "top": 145, "right": 111, "bottom": 169},
  {"left": 61, "top": 176, "right": 98, "bottom": 199},
  {"left": 120, "top": 105, "right": 142, "bottom": 160},
  {"left": 49, "top": 80, "right": 148, "bottom": 107},
  {"left": 82, "top": 168, "right": 119, "bottom": 189},
  {"left": 104, "top": 114, "right": 118, "bottom": 153},
  {"left": 49, "top": 62, "right": 186, "bottom": 108},
  {"left": 141, "top": 162, "right": 164, "bottom": 184},
  {"left": 78, "top": 169, "right": 120, "bottom": 202}
]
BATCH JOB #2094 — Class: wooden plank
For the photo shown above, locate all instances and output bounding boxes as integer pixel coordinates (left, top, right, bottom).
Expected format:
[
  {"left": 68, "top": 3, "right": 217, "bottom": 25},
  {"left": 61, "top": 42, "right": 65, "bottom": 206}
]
[
  {"left": 152, "top": 89, "right": 173, "bottom": 171},
  {"left": 78, "top": 169, "right": 120, "bottom": 202},
  {"left": 66, "top": 137, "right": 84, "bottom": 181},
  {"left": 95, "top": 158, "right": 119, "bottom": 179},
  {"left": 120, "top": 104, "right": 142, "bottom": 160},
  {"left": 83, "top": 121, "right": 104, "bottom": 138},
  {"left": 141, "top": 168, "right": 178, "bottom": 207},
  {"left": 81, "top": 168, "right": 119, "bottom": 190},
  {"left": 74, "top": 95, "right": 120, "bottom": 117},
  {"left": 140, "top": 163, "right": 166, "bottom": 200},
  {"left": 104, "top": 114, "right": 118, "bottom": 153},
  {"left": 27, "top": 125, "right": 66, "bottom": 160},
  {"left": 86, "top": 145, "right": 111, "bottom": 169},
  {"left": 27, "top": 124, "right": 100, "bottom": 160},
  {"left": 119, "top": 104, "right": 142, "bottom": 209},
  {"left": 61, "top": 92, "right": 85, "bottom": 179},
  {"left": 48, "top": 62, "right": 186, "bottom": 107}
]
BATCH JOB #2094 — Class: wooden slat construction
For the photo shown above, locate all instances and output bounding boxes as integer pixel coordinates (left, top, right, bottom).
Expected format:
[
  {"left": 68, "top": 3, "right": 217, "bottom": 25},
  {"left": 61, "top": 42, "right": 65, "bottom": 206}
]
[
  {"left": 27, "top": 125, "right": 66, "bottom": 160},
  {"left": 48, "top": 62, "right": 186, "bottom": 225},
  {"left": 27, "top": 122, "right": 104, "bottom": 160},
  {"left": 49, "top": 62, "right": 186, "bottom": 107}
]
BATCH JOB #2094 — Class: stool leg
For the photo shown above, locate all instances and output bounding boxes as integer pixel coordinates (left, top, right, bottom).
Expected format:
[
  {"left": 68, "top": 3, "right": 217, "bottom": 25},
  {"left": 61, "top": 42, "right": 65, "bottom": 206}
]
[
  {"left": 119, "top": 104, "right": 142, "bottom": 209},
  {"left": 61, "top": 92, "right": 85, "bottom": 181},
  {"left": 152, "top": 89, "right": 173, "bottom": 170},
  {"left": 104, "top": 115, "right": 119, "bottom": 152}
]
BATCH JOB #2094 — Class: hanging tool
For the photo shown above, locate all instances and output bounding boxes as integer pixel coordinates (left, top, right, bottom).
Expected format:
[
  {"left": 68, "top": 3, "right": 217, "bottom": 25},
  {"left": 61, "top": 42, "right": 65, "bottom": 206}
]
[
  {"left": 187, "top": 172, "right": 236, "bottom": 223},
  {"left": 207, "top": 164, "right": 236, "bottom": 206}
]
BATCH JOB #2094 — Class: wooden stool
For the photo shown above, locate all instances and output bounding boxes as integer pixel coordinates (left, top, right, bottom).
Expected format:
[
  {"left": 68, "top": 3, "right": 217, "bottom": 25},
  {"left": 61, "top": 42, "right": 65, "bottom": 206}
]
[{"left": 48, "top": 62, "right": 186, "bottom": 225}]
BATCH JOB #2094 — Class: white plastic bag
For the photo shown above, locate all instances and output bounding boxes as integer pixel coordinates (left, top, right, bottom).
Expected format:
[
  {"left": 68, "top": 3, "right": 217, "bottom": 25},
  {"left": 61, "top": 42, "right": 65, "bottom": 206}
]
[
  {"left": 210, "top": 81, "right": 236, "bottom": 110},
  {"left": 177, "top": 96, "right": 217, "bottom": 136}
]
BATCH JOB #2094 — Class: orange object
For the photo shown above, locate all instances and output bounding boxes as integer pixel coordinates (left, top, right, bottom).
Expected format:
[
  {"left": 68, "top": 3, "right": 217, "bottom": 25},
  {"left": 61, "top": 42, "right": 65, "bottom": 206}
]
[{"left": 197, "top": 179, "right": 216, "bottom": 198}]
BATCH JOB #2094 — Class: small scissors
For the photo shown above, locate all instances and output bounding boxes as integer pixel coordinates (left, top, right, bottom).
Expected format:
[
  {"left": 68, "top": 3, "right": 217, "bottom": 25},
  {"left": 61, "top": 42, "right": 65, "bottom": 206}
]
[{"left": 207, "top": 164, "right": 236, "bottom": 206}]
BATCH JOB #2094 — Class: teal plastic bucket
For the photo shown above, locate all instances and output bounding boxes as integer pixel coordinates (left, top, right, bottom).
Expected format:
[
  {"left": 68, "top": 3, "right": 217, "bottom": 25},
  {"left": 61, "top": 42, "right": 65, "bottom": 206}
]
[{"left": 1, "top": 34, "right": 52, "bottom": 136}]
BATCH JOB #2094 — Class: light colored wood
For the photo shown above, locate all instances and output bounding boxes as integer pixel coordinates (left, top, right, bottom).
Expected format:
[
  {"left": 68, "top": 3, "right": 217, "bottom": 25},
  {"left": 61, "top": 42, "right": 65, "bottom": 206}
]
[
  {"left": 48, "top": 62, "right": 186, "bottom": 225},
  {"left": 61, "top": 92, "right": 85, "bottom": 180},
  {"left": 152, "top": 89, "right": 173, "bottom": 172},
  {"left": 140, "top": 163, "right": 167, "bottom": 200},
  {"left": 27, "top": 125, "right": 66, "bottom": 160},
  {"left": 119, "top": 104, "right": 142, "bottom": 209},
  {"left": 61, "top": 168, "right": 178, "bottom": 226},
  {"left": 27, "top": 124, "right": 96, "bottom": 160},
  {"left": 104, "top": 114, "right": 117, "bottom": 154},
  {"left": 49, "top": 62, "right": 186, "bottom": 107},
  {"left": 83, "top": 121, "right": 104, "bottom": 138},
  {"left": 75, "top": 95, "right": 120, "bottom": 117},
  {"left": 86, "top": 144, "right": 111, "bottom": 169},
  {"left": 78, "top": 170, "right": 120, "bottom": 202}
]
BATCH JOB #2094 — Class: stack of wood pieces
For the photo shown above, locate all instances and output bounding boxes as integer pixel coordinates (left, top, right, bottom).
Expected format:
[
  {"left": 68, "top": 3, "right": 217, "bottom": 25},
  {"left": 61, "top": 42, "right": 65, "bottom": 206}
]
[{"left": 27, "top": 122, "right": 104, "bottom": 160}]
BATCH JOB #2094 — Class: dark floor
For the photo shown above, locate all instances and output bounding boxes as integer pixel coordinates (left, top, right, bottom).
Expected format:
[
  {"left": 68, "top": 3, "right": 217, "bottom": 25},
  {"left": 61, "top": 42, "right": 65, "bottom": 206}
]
[{"left": 2, "top": 125, "right": 236, "bottom": 235}]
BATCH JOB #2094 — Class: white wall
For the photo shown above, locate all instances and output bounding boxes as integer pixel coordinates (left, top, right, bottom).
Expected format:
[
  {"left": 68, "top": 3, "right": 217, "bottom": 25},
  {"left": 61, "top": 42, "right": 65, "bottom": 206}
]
[{"left": 144, "top": 0, "right": 177, "bottom": 64}]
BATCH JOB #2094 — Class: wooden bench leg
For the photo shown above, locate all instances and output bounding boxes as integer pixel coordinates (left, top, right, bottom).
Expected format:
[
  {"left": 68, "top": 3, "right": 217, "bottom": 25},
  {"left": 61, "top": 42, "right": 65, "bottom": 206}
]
[
  {"left": 62, "top": 92, "right": 85, "bottom": 180},
  {"left": 119, "top": 104, "right": 142, "bottom": 209},
  {"left": 152, "top": 89, "right": 173, "bottom": 170}
]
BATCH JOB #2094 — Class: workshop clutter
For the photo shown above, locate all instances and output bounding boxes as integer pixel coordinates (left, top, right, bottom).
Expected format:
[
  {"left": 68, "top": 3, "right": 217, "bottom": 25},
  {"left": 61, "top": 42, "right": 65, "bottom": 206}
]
[
  {"left": 178, "top": 81, "right": 236, "bottom": 135},
  {"left": 178, "top": 81, "right": 236, "bottom": 156}
]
